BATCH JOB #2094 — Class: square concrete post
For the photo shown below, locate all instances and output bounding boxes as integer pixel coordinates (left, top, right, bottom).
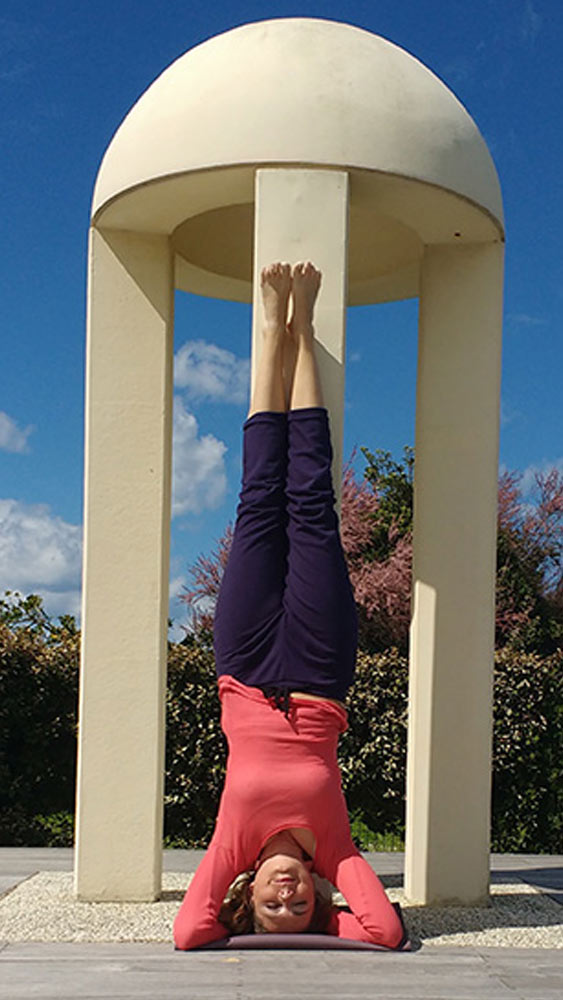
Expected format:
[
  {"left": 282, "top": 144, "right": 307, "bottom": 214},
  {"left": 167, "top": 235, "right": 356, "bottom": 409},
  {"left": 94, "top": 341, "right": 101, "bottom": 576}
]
[
  {"left": 252, "top": 169, "right": 349, "bottom": 499},
  {"left": 405, "top": 242, "right": 504, "bottom": 905},
  {"left": 75, "top": 229, "right": 174, "bottom": 901}
]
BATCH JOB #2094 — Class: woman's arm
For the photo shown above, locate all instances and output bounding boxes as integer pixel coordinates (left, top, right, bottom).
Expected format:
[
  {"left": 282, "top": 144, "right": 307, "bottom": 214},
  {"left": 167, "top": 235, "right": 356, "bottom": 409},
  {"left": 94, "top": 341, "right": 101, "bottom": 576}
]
[
  {"left": 319, "top": 848, "right": 404, "bottom": 949},
  {"left": 173, "top": 843, "right": 235, "bottom": 950}
]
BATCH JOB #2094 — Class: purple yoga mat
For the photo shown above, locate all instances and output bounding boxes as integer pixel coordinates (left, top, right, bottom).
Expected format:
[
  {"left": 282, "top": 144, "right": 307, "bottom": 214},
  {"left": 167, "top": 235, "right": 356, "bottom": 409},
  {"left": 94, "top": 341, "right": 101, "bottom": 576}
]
[{"left": 198, "top": 934, "right": 412, "bottom": 952}]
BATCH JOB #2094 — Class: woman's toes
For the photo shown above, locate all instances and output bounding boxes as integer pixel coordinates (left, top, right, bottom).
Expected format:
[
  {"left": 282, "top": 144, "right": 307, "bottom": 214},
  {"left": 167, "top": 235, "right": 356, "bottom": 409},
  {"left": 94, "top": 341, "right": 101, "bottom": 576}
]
[{"left": 261, "top": 261, "right": 293, "bottom": 331}]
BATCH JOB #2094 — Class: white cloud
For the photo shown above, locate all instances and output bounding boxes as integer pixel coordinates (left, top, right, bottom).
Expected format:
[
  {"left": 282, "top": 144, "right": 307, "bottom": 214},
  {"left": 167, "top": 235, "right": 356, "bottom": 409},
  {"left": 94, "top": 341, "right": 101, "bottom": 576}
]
[
  {"left": 169, "top": 575, "right": 186, "bottom": 601},
  {"left": 508, "top": 313, "right": 546, "bottom": 329},
  {"left": 0, "top": 499, "right": 82, "bottom": 614},
  {"left": 172, "top": 398, "right": 227, "bottom": 516},
  {"left": 441, "top": 53, "right": 474, "bottom": 87},
  {"left": 174, "top": 340, "right": 250, "bottom": 405},
  {"left": 168, "top": 619, "right": 187, "bottom": 643},
  {"left": 519, "top": 458, "right": 563, "bottom": 498},
  {"left": 168, "top": 573, "right": 189, "bottom": 643},
  {"left": 38, "top": 588, "right": 82, "bottom": 621},
  {"left": 521, "top": 1, "right": 542, "bottom": 45},
  {"left": 0, "top": 411, "right": 33, "bottom": 453},
  {"left": 1, "top": 588, "right": 81, "bottom": 625},
  {"left": 500, "top": 398, "right": 522, "bottom": 427}
]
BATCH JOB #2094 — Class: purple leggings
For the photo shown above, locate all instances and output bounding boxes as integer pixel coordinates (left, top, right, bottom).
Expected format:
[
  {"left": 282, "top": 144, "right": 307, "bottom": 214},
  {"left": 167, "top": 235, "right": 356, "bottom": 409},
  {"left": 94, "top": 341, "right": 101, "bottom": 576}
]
[{"left": 214, "top": 407, "right": 358, "bottom": 705}]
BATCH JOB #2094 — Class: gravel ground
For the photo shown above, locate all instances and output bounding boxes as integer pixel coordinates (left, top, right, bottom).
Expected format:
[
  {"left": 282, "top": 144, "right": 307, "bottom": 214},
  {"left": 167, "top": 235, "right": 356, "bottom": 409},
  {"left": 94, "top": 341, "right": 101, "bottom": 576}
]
[{"left": 1, "top": 872, "right": 562, "bottom": 948}]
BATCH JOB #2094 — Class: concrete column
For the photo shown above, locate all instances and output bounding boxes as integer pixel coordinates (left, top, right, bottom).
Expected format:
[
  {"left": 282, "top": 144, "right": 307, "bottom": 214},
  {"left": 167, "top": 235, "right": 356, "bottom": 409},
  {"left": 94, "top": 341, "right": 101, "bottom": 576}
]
[
  {"left": 75, "top": 229, "right": 174, "bottom": 901},
  {"left": 405, "top": 242, "right": 504, "bottom": 905},
  {"left": 252, "top": 169, "right": 349, "bottom": 499}
]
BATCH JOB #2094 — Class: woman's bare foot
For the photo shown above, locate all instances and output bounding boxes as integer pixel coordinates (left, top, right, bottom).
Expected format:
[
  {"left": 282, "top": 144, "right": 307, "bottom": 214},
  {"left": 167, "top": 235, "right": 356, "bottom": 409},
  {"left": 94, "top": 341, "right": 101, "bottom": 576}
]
[
  {"left": 290, "top": 261, "right": 322, "bottom": 339},
  {"left": 261, "top": 262, "right": 292, "bottom": 335}
]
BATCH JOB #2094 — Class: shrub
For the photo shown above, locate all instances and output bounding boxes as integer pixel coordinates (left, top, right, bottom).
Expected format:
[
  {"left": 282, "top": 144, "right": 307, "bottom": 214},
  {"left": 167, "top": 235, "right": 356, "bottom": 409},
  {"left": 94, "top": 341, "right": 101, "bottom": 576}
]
[
  {"left": 338, "top": 649, "right": 409, "bottom": 837},
  {"left": 34, "top": 810, "right": 75, "bottom": 847},
  {"left": 0, "top": 599, "right": 79, "bottom": 846},
  {"left": 341, "top": 645, "right": 563, "bottom": 854},
  {"left": 164, "top": 636, "right": 226, "bottom": 847},
  {"left": 162, "top": 642, "right": 563, "bottom": 854},
  {"left": 2, "top": 595, "right": 562, "bottom": 854},
  {"left": 491, "top": 646, "right": 563, "bottom": 852}
]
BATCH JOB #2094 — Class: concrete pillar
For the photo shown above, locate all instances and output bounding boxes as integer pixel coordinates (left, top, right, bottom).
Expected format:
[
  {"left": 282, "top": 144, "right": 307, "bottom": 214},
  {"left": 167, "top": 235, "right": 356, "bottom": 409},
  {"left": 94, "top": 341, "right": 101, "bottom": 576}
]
[
  {"left": 252, "top": 169, "right": 349, "bottom": 498},
  {"left": 405, "top": 243, "right": 504, "bottom": 904},
  {"left": 75, "top": 229, "right": 174, "bottom": 901}
]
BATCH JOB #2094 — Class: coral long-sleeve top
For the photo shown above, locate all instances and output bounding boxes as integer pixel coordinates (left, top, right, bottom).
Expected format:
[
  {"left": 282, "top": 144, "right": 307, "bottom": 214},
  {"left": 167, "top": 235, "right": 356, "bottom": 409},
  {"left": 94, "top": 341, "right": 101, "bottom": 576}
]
[{"left": 173, "top": 675, "right": 402, "bottom": 950}]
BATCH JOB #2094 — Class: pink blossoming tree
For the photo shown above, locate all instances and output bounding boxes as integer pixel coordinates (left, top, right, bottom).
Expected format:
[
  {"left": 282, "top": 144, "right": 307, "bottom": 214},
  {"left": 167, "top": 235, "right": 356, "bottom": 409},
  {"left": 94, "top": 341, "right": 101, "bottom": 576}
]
[{"left": 181, "top": 451, "right": 563, "bottom": 655}]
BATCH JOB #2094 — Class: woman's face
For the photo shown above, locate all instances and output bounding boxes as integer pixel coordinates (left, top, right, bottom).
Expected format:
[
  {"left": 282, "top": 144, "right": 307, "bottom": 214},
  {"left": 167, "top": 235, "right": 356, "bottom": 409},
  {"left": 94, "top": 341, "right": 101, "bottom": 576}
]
[{"left": 249, "top": 853, "right": 315, "bottom": 933}]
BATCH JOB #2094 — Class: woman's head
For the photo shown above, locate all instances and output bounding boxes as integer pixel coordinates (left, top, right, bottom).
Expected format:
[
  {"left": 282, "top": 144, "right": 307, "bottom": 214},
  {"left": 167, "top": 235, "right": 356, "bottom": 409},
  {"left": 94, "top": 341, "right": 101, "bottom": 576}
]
[
  {"left": 249, "top": 853, "right": 315, "bottom": 933},
  {"left": 219, "top": 856, "right": 333, "bottom": 936}
]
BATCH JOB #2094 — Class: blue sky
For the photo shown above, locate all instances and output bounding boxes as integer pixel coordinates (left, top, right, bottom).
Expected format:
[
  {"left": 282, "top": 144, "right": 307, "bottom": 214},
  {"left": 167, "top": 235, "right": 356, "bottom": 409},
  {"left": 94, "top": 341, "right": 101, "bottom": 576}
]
[{"left": 1, "top": 0, "right": 561, "bottom": 634}]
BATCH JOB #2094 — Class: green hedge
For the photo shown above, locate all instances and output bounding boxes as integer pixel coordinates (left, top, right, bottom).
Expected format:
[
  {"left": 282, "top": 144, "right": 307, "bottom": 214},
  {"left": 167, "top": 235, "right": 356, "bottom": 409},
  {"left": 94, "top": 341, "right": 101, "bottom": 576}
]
[
  {"left": 0, "top": 621, "right": 79, "bottom": 845},
  {"left": 164, "top": 641, "right": 563, "bottom": 853},
  {"left": 165, "top": 636, "right": 225, "bottom": 847},
  {"left": 1, "top": 619, "right": 562, "bottom": 852},
  {"left": 338, "top": 649, "right": 408, "bottom": 840},
  {"left": 491, "top": 646, "right": 563, "bottom": 852}
]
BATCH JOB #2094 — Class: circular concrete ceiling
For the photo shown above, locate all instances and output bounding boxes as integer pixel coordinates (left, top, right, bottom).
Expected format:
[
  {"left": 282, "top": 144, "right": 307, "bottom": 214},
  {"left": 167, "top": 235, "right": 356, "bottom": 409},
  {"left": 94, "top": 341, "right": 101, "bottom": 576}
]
[{"left": 92, "top": 18, "right": 503, "bottom": 305}]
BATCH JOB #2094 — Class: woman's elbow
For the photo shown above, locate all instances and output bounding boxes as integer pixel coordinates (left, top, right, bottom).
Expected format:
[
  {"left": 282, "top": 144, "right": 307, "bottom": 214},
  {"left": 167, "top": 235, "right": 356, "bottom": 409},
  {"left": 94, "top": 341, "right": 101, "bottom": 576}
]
[
  {"left": 173, "top": 915, "right": 228, "bottom": 951},
  {"left": 362, "top": 907, "right": 406, "bottom": 950},
  {"left": 173, "top": 915, "right": 202, "bottom": 951},
  {"left": 384, "top": 920, "right": 405, "bottom": 950},
  {"left": 380, "top": 903, "right": 407, "bottom": 950},
  {"left": 173, "top": 924, "right": 194, "bottom": 951}
]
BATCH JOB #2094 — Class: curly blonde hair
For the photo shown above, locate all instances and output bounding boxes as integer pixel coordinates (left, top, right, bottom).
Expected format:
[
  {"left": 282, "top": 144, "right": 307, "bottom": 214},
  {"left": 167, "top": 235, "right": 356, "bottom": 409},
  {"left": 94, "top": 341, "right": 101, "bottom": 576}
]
[{"left": 219, "top": 870, "right": 334, "bottom": 935}]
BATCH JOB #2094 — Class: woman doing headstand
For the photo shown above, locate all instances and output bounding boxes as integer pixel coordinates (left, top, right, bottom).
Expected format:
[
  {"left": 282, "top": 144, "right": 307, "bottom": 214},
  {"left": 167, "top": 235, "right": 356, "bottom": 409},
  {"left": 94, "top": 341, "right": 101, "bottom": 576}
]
[{"left": 173, "top": 262, "right": 406, "bottom": 950}]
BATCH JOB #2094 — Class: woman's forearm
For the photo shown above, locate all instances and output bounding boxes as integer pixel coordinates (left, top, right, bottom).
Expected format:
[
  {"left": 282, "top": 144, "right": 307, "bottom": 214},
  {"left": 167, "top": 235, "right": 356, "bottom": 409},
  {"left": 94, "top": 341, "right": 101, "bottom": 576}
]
[
  {"left": 173, "top": 843, "right": 235, "bottom": 950},
  {"left": 320, "top": 849, "right": 404, "bottom": 949}
]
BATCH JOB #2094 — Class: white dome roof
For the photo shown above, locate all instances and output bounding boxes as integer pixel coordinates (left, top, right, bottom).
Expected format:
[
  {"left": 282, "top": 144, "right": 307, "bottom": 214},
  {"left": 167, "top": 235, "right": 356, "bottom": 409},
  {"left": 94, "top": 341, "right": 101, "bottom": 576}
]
[{"left": 92, "top": 18, "right": 503, "bottom": 304}]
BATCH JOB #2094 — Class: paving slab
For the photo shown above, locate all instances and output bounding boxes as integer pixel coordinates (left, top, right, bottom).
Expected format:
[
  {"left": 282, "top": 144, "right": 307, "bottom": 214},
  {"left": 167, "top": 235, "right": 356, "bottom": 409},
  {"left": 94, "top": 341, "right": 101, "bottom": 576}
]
[
  {"left": 0, "top": 848, "right": 74, "bottom": 874},
  {"left": 0, "top": 942, "right": 514, "bottom": 1000},
  {"left": 1, "top": 942, "right": 562, "bottom": 999},
  {"left": 477, "top": 947, "right": 563, "bottom": 999},
  {"left": 0, "top": 848, "right": 74, "bottom": 896}
]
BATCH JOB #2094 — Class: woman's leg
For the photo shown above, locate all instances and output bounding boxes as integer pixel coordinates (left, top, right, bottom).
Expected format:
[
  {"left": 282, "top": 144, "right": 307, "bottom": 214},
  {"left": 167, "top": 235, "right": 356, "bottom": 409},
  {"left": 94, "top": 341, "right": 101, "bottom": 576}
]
[
  {"left": 247, "top": 262, "right": 291, "bottom": 418},
  {"left": 214, "top": 265, "right": 291, "bottom": 684},
  {"left": 288, "top": 262, "right": 324, "bottom": 411},
  {"left": 283, "top": 263, "right": 358, "bottom": 700}
]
